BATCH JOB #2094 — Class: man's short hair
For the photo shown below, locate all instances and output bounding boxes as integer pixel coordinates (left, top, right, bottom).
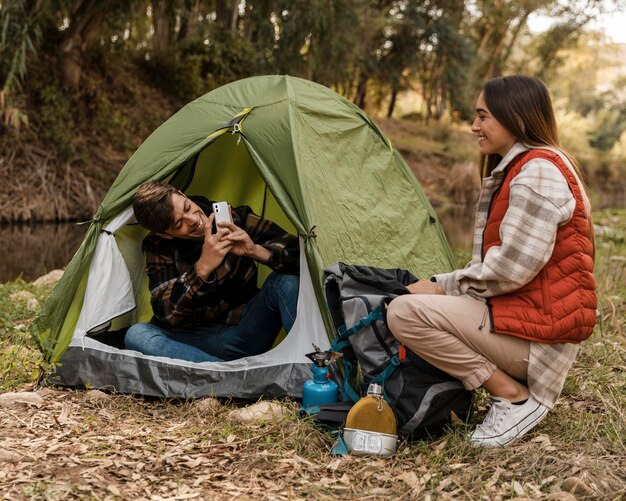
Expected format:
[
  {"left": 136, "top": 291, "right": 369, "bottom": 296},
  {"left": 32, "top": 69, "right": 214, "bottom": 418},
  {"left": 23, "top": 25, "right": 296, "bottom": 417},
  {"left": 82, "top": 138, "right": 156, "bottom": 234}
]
[{"left": 132, "top": 181, "right": 179, "bottom": 234}]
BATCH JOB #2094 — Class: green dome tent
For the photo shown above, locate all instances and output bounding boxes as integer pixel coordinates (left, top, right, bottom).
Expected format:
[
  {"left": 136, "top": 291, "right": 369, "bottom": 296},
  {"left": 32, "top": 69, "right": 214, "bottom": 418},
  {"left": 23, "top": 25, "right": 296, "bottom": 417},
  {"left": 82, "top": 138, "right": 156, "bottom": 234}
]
[{"left": 30, "top": 75, "right": 454, "bottom": 398}]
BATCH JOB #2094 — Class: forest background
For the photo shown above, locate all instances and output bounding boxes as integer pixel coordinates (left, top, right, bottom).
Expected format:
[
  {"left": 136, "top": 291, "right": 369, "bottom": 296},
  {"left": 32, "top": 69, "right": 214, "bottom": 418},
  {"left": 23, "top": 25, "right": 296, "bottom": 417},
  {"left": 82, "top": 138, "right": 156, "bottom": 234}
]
[{"left": 1, "top": 0, "right": 626, "bottom": 225}]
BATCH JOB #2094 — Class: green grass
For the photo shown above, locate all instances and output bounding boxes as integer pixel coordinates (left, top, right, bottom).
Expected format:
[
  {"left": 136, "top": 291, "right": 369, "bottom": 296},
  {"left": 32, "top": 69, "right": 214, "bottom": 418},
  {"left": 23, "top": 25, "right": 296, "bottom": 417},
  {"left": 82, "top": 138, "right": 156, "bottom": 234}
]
[{"left": 0, "top": 279, "right": 54, "bottom": 391}]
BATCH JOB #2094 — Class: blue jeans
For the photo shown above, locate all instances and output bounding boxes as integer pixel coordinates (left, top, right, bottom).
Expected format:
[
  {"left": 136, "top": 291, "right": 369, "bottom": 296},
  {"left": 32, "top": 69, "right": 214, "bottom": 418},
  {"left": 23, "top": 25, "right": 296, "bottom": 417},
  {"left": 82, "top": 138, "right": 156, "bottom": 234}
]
[{"left": 124, "top": 273, "right": 299, "bottom": 363}]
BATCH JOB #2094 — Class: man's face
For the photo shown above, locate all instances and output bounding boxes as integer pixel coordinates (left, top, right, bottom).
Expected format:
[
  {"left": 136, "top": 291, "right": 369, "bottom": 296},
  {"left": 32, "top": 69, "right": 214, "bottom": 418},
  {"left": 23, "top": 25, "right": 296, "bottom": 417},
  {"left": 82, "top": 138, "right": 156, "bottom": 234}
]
[{"left": 159, "top": 193, "right": 208, "bottom": 240}]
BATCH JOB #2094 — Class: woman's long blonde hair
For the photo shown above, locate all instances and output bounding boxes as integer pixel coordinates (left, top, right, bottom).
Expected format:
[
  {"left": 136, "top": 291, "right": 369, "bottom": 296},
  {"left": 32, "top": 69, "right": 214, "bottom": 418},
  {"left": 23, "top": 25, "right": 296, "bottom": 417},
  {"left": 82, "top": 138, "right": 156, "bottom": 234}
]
[{"left": 479, "top": 75, "right": 587, "bottom": 194}]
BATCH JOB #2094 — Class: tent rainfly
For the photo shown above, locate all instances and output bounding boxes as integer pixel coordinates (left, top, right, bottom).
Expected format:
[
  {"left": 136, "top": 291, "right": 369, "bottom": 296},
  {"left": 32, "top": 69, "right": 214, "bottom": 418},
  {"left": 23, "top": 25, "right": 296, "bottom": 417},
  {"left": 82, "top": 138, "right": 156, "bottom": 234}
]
[{"left": 30, "top": 75, "right": 454, "bottom": 399}]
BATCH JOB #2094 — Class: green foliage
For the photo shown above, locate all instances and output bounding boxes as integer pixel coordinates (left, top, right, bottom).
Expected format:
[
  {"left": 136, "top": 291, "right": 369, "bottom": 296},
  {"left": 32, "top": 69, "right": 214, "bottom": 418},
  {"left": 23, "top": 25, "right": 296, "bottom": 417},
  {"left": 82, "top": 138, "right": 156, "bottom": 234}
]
[
  {"left": 588, "top": 88, "right": 626, "bottom": 152},
  {"left": 0, "top": 0, "right": 42, "bottom": 129},
  {"left": 554, "top": 105, "right": 595, "bottom": 164},
  {"left": 0, "top": 0, "right": 623, "bottom": 216},
  {"left": 32, "top": 83, "right": 76, "bottom": 160},
  {"left": 190, "top": 34, "right": 260, "bottom": 89},
  {"left": 0, "top": 280, "right": 49, "bottom": 390},
  {"left": 142, "top": 33, "right": 260, "bottom": 103},
  {"left": 26, "top": 82, "right": 74, "bottom": 159},
  {"left": 141, "top": 51, "right": 205, "bottom": 103},
  {"left": 270, "top": 0, "right": 361, "bottom": 86}
]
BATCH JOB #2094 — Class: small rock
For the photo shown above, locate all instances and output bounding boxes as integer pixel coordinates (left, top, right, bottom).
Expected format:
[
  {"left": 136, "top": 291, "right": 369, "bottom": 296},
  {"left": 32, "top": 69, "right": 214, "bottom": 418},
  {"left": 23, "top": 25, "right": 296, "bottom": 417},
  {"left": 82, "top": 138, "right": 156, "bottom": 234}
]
[
  {"left": 562, "top": 477, "right": 593, "bottom": 496},
  {"left": 0, "top": 391, "right": 44, "bottom": 407},
  {"left": 32, "top": 269, "right": 64, "bottom": 287},
  {"left": 83, "top": 390, "right": 110, "bottom": 403},
  {"left": 8, "top": 291, "right": 39, "bottom": 310},
  {"left": 228, "top": 401, "right": 287, "bottom": 424},
  {"left": 192, "top": 397, "right": 222, "bottom": 414},
  {"left": 9, "top": 290, "right": 36, "bottom": 302}
]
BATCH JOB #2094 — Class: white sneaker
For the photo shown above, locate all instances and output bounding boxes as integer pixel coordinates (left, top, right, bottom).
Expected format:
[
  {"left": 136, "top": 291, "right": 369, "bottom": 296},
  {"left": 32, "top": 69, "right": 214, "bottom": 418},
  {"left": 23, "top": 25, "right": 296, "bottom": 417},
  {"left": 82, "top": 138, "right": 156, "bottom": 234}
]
[{"left": 469, "top": 395, "right": 549, "bottom": 447}]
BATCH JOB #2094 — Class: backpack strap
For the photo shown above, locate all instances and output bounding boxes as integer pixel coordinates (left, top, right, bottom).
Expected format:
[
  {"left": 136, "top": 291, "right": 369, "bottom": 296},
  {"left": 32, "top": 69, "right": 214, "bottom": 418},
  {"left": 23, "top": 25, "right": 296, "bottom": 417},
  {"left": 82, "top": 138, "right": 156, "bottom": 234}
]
[
  {"left": 329, "top": 337, "right": 361, "bottom": 403},
  {"left": 336, "top": 307, "right": 384, "bottom": 340},
  {"left": 331, "top": 306, "right": 384, "bottom": 403},
  {"left": 364, "top": 345, "right": 407, "bottom": 400},
  {"left": 330, "top": 306, "right": 406, "bottom": 403}
]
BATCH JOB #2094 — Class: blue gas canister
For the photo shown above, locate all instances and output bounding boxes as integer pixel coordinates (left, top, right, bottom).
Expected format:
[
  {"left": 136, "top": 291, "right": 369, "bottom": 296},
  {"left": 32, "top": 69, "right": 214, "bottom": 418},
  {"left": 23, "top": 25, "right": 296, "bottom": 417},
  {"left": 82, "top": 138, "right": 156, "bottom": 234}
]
[
  {"left": 302, "top": 349, "right": 340, "bottom": 409},
  {"left": 302, "top": 363, "right": 339, "bottom": 408}
]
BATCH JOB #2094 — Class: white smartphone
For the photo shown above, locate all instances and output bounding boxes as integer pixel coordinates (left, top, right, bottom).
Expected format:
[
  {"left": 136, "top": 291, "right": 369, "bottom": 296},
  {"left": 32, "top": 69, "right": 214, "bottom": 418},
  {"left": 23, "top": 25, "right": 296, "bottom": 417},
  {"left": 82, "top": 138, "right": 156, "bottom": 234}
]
[{"left": 212, "top": 201, "right": 232, "bottom": 230}]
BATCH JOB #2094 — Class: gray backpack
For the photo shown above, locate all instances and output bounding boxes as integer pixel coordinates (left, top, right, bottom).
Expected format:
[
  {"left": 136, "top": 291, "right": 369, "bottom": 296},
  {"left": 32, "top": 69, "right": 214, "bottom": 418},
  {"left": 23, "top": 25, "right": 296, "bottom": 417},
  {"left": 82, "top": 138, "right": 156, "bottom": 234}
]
[{"left": 324, "top": 262, "right": 473, "bottom": 437}]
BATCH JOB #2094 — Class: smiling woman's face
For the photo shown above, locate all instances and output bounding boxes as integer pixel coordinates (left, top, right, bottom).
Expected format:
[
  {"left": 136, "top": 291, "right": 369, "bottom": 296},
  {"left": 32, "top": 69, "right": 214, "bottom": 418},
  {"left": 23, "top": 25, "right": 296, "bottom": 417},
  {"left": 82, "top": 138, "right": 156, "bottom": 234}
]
[
  {"left": 160, "top": 193, "right": 208, "bottom": 240},
  {"left": 470, "top": 91, "right": 517, "bottom": 157}
]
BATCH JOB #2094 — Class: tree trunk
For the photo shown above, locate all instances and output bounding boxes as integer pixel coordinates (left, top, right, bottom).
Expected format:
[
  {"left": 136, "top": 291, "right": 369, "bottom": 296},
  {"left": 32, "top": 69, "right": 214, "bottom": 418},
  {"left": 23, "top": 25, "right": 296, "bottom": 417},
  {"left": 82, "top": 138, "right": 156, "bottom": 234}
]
[
  {"left": 216, "top": 0, "right": 239, "bottom": 33},
  {"left": 354, "top": 71, "right": 369, "bottom": 109},
  {"left": 152, "top": 0, "right": 175, "bottom": 53},
  {"left": 502, "top": 11, "right": 531, "bottom": 65},
  {"left": 58, "top": 0, "right": 110, "bottom": 88},
  {"left": 178, "top": 0, "right": 202, "bottom": 42},
  {"left": 387, "top": 87, "right": 398, "bottom": 118},
  {"left": 435, "top": 79, "right": 447, "bottom": 120}
]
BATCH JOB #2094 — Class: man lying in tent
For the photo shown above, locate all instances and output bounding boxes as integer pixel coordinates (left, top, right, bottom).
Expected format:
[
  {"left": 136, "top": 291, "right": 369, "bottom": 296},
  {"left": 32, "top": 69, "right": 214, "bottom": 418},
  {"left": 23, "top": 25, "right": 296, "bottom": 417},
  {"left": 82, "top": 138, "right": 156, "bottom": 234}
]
[{"left": 123, "top": 181, "right": 300, "bottom": 363}]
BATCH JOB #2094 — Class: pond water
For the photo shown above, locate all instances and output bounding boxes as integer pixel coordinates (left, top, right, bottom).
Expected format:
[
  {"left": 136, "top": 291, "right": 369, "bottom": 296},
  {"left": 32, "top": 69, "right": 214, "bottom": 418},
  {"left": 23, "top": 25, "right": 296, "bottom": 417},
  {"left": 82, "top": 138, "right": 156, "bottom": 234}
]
[
  {"left": 0, "top": 223, "right": 87, "bottom": 283},
  {"left": 0, "top": 208, "right": 476, "bottom": 284}
]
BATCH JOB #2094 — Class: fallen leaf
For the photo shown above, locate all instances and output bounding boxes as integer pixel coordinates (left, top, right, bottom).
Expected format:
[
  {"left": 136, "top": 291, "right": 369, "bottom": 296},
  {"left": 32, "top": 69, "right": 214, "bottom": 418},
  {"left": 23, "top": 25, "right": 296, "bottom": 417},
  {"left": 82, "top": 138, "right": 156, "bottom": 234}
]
[
  {"left": 397, "top": 471, "right": 424, "bottom": 497},
  {"left": 531, "top": 434, "right": 551, "bottom": 445},
  {"left": 107, "top": 484, "right": 121, "bottom": 496},
  {"left": 326, "top": 458, "right": 342, "bottom": 471},
  {"left": 450, "top": 410, "right": 464, "bottom": 425},
  {"left": 546, "top": 493, "right": 577, "bottom": 501},
  {"left": 432, "top": 439, "right": 447, "bottom": 452},
  {"left": 0, "top": 449, "right": 28, "bottom": 463},
  {"left": 448, "top": 463, "right": 469, "bottom": 470},
  {"left": 512, "top": 480, "right": 525, "bottom": 495}
]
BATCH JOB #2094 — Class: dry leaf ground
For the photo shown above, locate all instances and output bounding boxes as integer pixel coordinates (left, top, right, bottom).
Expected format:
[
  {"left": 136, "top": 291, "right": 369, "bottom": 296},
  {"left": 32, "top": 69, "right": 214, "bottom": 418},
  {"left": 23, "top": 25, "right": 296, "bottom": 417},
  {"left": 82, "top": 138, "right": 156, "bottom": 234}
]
[
  {"left": 0, "top": 385, "right": 623, "bottom": 500},
  {"left": 1, "top": 211, "right": 624, "bottom": 500}
]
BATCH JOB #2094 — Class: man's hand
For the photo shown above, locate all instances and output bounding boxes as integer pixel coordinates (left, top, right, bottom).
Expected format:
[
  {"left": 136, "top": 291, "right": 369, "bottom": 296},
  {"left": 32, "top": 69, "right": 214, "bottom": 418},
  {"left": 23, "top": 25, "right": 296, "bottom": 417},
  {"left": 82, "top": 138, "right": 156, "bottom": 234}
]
[
  {"left": 219, "top": 221, "right": 272, "bottom": 262},
  {"left": 407, "top": 280, "right": 445, "bottom": 295},
  {"left": 195, "top": 213, "right": 233, "bottom": 280}
]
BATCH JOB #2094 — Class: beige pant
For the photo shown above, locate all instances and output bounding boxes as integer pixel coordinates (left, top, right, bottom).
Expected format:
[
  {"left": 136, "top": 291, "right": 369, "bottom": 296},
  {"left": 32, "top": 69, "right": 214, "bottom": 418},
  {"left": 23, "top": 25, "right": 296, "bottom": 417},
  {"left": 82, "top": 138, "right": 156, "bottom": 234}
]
[{"left": 386, "top": 294, "right": 530, "bottom": 390}]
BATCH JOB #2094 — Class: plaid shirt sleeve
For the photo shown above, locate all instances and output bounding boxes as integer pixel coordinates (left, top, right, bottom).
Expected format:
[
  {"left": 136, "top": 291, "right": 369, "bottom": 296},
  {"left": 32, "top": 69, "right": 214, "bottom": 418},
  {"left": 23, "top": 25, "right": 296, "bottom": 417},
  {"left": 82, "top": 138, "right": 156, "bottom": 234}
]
[
  {"left": 435, "top": 159, "right": 575, "bottom": 298},
  {"left": 235, "top": 206, "right": 300, "bottom": 274},
  {"left": 143, "top": 236, "right": 223, "bottom": 327}
]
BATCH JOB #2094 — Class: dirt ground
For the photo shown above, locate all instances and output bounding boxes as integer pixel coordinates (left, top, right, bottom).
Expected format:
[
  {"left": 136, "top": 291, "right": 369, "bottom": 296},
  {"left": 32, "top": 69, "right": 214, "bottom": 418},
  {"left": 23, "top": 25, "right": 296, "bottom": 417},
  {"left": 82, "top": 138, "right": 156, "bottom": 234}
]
[{"left": 1, "top": 384, "right": 624, "bottom": 500}]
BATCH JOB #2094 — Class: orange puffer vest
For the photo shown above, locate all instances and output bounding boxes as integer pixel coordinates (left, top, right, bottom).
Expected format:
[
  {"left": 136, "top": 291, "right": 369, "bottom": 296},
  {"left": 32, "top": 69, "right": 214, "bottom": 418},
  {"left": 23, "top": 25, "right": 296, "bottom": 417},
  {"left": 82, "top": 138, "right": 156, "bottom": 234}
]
[{"left": 483, "top": 149, "right": 597, "bottom": 343}]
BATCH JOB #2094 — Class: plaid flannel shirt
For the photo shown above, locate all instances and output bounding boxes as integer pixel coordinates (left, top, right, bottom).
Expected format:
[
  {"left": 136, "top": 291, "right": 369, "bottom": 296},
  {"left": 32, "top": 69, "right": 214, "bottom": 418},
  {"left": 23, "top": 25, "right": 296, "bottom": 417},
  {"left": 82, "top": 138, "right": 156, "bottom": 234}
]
[
  {"left": 433, "top": 143, "right": 587, "bottom": 407},
  {"left": 143, "top": 197, "right": 299, "bottom": 328}
]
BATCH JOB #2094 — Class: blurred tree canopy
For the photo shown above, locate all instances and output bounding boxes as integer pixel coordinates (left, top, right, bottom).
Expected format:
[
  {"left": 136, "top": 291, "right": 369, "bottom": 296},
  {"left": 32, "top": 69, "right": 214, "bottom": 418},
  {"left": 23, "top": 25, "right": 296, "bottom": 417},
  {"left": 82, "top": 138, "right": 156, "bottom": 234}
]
[{"left": 0, "top": 0, "right": 624, "bottom": 135}]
